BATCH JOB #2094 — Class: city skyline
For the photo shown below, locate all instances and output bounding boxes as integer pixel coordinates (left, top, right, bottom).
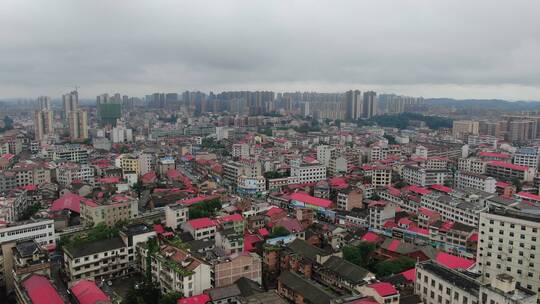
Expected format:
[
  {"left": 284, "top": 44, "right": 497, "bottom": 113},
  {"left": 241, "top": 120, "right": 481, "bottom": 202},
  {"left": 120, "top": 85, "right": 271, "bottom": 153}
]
[{"left": 2, "top": 1, "right": 540, "bottom": 100}]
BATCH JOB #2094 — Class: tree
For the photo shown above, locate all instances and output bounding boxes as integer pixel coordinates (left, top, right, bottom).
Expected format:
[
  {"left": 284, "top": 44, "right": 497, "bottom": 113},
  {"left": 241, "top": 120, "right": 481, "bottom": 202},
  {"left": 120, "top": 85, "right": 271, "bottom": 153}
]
[
  {"left": 383, "top": 134, "right": 397, "bottom": 145},
  {"left": 269, "top": 226, "right": 290, "bottom": 238},
  {"left": 343, "top": 242, "right": 376, "bottom": 268},
  {"left": 511, "top": 178, "right": 522, "bottom": 192},
  {"left": 394, "top": 181, "right": 407, "bottom": 189},
  {"left": 159, "top": 292, "right": 183, "bottom": 304},
  {"left": 370, "top": 193, "right": 381, "bottom": 201},
  {"left": 188, "top": 199, "right": 221, "bottom": 219},
  {"left": 374, "top": 257, "right": 415, "bottom": 277},
  {"left": 133, "top": 180, "right": 144, "bottom": 198},
  {"left": 122, "top": 281, "right": 161, "bottom": 304}
]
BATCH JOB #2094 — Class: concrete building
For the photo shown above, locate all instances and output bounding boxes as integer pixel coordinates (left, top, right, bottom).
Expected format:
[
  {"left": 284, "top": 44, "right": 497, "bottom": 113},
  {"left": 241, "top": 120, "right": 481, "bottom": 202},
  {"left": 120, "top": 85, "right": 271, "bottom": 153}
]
[
  {"left": 454, "top": 171, "right": 496, "bottom": 193},
  {"left": 336, "top": 189, "right": 363, "bottom": 211},
  {"left": 140, "top": 244, "right": 212, "bottom": 297},
  {"left": 68, "top": 110, "right": 89, "bottom": 141},
  {"left": 165, "top": 204, "right": 188, "bottom": 230},
  {"left": 486, "top": 161, "right": 535, "bottom": 182},
  {"left": 415, "top": 260, "right": 480, "bottom": 304},
  {"left": 513, "top": 147, "right": 539, "bottom": 169},
  {"left": 56, "top": 162, "right": 94, "bottom": 186},
  {"left": 477, "top": 208, "right": 540, "bottom": 299},
  {"left": 345, "top": 90, "right": 362, "bottom": 121},
  {"left": 362, "top": 91, "right": 377, "bottom": 119},
  {"left": 63, "top": 237, "right": 128, "bottom": 282},
  {"left": 458, "top": 158, "right": 487, "bottom": 174},
  {"left": 213, "top": 253, "right": 262, "bottom": 288},
  {"left": 289, "top": 159, "right": 326, "bottom": 184},
  {"left": 402, "top": 165, "right": 446, "bottom": 187},
  {"left": 34, "top": 109, "right": 54, "bottom": 141},
  {"left": 80, "top": 195, "right": 138, "bottom": 227},
  {"left": 453, "top": 120, "right": 479, "bottom": 139}
]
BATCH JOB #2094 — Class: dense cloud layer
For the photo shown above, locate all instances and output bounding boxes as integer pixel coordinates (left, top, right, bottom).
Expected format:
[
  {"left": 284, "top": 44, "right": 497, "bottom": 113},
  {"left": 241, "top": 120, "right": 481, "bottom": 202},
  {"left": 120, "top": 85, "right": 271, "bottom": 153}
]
[{"left": 2, "top": 0, "right": 540, "bottom": 99}]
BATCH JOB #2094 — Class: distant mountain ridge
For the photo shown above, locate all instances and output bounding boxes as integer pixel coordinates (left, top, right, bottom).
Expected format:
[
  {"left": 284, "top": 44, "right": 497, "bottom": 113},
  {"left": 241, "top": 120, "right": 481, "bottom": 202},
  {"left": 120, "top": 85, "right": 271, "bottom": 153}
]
[{"left": 425, "top": 98, "right": 540, "bottom": 110}]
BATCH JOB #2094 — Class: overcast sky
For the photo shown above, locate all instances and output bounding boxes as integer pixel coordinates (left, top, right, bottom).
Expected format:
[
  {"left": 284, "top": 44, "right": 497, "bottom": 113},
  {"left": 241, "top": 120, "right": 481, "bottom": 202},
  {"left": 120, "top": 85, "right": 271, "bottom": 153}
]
[{"left": 2, "top": 0, "right": 540, "bottom": 100}]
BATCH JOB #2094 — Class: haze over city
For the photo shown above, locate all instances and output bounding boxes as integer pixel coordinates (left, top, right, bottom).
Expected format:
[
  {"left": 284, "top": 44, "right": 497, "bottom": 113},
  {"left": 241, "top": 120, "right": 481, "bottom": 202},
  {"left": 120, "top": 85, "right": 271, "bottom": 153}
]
[{"left": 2, "top": 0, "right": 540, "bottom": 100}]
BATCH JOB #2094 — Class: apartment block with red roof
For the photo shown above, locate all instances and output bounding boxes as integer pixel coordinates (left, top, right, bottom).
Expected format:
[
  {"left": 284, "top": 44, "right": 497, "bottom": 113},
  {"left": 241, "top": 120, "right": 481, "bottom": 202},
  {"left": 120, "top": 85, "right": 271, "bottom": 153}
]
[
  {"left": 182, "top": 217, "right": 218, "bottom": 240},
  {"left": 486, "top": 160, "right": 536, "bottom": 182},
  {"left": 360, "top": 282, "right": 400, "bottom": 304}
]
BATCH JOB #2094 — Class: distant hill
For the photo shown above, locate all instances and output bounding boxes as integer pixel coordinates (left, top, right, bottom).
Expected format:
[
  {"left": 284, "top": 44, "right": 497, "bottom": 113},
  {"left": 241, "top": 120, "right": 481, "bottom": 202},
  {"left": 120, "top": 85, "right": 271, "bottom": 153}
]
[{"left": 425, "top": 98, "right": 540, "bottom": 110}]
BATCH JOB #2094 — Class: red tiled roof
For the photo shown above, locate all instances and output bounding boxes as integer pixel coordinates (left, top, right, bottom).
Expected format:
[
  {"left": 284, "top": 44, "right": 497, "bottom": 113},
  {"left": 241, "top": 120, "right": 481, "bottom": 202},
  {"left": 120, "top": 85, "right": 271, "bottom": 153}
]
[
  {"left": 98, "top": 176, "right": 121, "bottom": 184},
  {"left": 435, "top": 252, "right": 475, "bottom": 269},
  {"left": 218, "top": 213, "right": 244, "bottom": 223},
  {"left": 398, "top": 217, "right": 413, "bottom": 226},
  {"left": 154, "top": 224, "right": 165, "bottom": 234},
  {"left": 276, "top": 217, "right": 303, "bottom": 233},
  {"left": 244, "top": 234, "right": 262, "bottom": 252},
  {"left": 166, "top": 169, "right": 181, "bottom": 179},
  {"left": 408, "top": 226, "right": 429, "bottom": 236},
  {"left": 488, "top": 161, "right": 529, "bottom": 171},
  {"left": 52, "top": 192, "right": 88, "bottom": 213},
  {"left": 330, "top": 177, "right": 348, "bottom": 188},
  {"left": 418, "top": 207, "right": 438, "bottom": 218},
  {"left": 21, "top": 184, "right": 38, "bottom": 191},
  {"left": 430, "top": 184, "right": 453, "bottom": 193},
  {"left": 408, "top": 185, "right": 431, "bottom": 195},
  {"left": 401, "top": 268, "right": 416, "bottom": 282},
  {"left": 187, "top": 218, "right": 216, "bottom": 230},
  {"left": 178, "top": 294, "right": 210, "bottom": 304},
  {"left": 361, "top": 232, "right": 381, "bottom": 243},
  {"left": 141, "top": 171, "right": 157, "bottom": 184},
  {"left": 70, "top": 279, "right": 111, "bottom": 304},
  {"left": 387, "top": 239, "right": 401, "bottom": 252},
  {"left": 383, "top": 220, "right": 397, "bottom": 229},
  {"left": 516, "top": 192, "right": 540, "bottom": 201},
  {"left": 258, "top": 228, "right": 269, "bottom": 237},
  {"left": 496, "top": 181, "right": 510, "bottom": 188},
  {"left": 177, "top": 195, "right": 217, "bottom": 206},
  {"left": 266, "top": 206, "right": 285, "bottom": 216},
  {"left": 289, "top": 192, "right": 332, "bottom": 208},
  {"left": 22, "top": 275, "right": 64, "bottom": 304},
  {"left": 387, "top": 186, "right": 401, "bottom": 197},
  {"left": 368, "top": 282, "right": 398, "bottom": 297}
]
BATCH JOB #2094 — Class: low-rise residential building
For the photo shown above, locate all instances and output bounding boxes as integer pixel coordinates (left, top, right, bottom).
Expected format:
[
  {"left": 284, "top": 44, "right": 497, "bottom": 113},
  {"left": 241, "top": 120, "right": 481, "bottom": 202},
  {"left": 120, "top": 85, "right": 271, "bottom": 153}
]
[
  {"left": 421, "top": 193, "right": 486, "bottom": 227},
  {"left": 0, "top": 190, "right": 29, "bottom": 223},
  {"left": 513, "top": 147, "right": 539, "bottom": 169},
  {"left": 56, "top": 162, "right": 94, "bottom": 186},
  {"left": 458, "top": 158, "right": 487, "bottom": 174},
  {"left": 289, "top": 159, "right": 326, "bottom": 184},
  {"left": 454, "top": 171, "right": 496, "bottom": 193},
  {"left": 319, "top": 256, "right": 375, "bottom": 293},
  {"left": 336, "top": 189, "right": 363, "bottom": 211},
  {"left": 486, "top": 161, "right": 535, "bottom": 182},
  {"left": 183, "top": 218, "right": 218, "bottom": 240},
  {"left": 360, "top": 282, "right": 400, "bottom": 304},
  {"left": 213, "top": 252, "right": 262, "bottom": 287},
  {"left": 415, "top": 260, "right": 480, "bottom": 304},
  {"left": 360, "top": 165, "right": 392, "bottom": 187},
  {"left": 165, "top": 204, "right": 188, "bottom": 230},
  {"left": 80, "top": 195, "right": 138, "bottom": 227},
  {"left": 402, "top": 165, "right": 446, "bottom": 187},
  {"left": 142, "top": 243, "right": 212, "bottom": 297},
  {"left": 63, "top": 237, "right": 128, "bottom": 282}
]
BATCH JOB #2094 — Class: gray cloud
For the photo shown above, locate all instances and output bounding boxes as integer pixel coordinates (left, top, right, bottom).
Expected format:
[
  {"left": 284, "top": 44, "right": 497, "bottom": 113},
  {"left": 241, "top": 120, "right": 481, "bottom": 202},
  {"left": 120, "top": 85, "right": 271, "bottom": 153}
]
[{"left": 1, "top": 0, "right": 540, "bottom": 100}]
